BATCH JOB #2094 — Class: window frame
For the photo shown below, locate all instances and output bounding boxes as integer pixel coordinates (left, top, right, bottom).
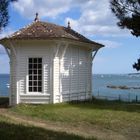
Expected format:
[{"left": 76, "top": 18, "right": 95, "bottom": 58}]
[{"left": 26, "top": 57, "right": 44, "bottom": 94}]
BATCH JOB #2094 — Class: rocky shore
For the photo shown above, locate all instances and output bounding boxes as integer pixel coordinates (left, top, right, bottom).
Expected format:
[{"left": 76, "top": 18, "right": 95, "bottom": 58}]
[{"left": 107, "top": 85, "right": 140, "bottom": 90}]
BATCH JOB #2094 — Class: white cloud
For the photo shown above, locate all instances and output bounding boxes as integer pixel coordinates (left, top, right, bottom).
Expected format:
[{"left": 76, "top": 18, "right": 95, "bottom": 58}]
[
  {"left": 0, "top": 28, "right": 15, "bottom": 39},
  {"left": 12, "top": 0, "right": 129, "bottom": 36},
  {"left": 95, "top": 40, "right": 122, "bottom": 49},
  {"left": 0, "top": 28, "right": 15, "bottom": 54},
  {"left": 65, "top": 0, "right": 129, "bottom": 36},
  {"left": 12, "top": 0, "right": 72, "bottom": 19},
  {"left": 12, "top": 0, "right": 90, "bottom": 19}
]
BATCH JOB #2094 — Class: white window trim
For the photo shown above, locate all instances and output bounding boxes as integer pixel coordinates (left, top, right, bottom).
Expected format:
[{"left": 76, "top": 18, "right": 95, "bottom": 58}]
[{"left": 26, "top": 56, "right": 44, "bottom": 95}]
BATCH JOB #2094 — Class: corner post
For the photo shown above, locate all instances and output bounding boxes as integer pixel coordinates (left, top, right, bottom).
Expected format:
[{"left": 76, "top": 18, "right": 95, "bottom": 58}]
[
  {"left": 91, "top": 49, "right": 99, "bottom": 99},
  {"left": 53, "top": 43, "right": 60, "bottom": 103},
  {"left": 59, "top": 43, "right": 68, "bottom": 102}
]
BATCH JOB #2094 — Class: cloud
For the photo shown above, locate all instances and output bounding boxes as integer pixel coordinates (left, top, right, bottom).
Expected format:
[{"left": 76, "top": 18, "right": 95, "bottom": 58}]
[
  {"left": 12, "top": 0, "right": 72, "bottom": 19},
  {"left": 12, "top": 0, "right": 90, "bottom": 19},
  {"left": 65, "top": 0, "right": 129, "bottom": 36},
  {"left": 12, "top": 0, "right": 129, "bottom": 36},
  {"left": 0, "top": 28, "right": 15, "bottom": 39},
  {"left": 95, "top": 40, "right": 122, "bottom": 49},
  {"left": 0, "top": 28, "right": 15, "bottom": 54}
]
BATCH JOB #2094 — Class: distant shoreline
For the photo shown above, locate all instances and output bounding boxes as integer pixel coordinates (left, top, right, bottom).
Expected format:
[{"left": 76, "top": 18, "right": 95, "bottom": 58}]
[
  {"left": 107, "top": 85, "right": 140, "bottom": 90},
  {"left": 93, "top": 73, "right": 140, "bottom": 75},
  {"left": 128, "top": 73, "right": 140, "bottom": 75}
]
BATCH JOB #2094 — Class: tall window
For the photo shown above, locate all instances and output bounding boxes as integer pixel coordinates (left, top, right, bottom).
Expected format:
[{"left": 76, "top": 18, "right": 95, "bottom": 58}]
[{"left": 28, "top": 58, "right": 42, "bottom": 92}]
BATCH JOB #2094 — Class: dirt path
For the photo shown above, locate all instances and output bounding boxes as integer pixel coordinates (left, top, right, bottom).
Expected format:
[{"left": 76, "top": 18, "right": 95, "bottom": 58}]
[{"left": 0, "top": 108, "right": 127, "bottom": 140}]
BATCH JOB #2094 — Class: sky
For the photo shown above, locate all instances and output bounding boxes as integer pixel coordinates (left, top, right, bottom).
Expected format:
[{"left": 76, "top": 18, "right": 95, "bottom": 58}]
[{"left": 0, "top": 0, "right": 140, "bottom": 74}]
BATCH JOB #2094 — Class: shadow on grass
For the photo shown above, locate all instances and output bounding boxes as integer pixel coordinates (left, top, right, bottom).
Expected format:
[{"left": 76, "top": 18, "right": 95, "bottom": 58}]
[
  {"left": 0, "top": 121, "right": 94, "bottom": 140},
  {"left": 68, "top": 99, "right": 140, "bottom": 113}
]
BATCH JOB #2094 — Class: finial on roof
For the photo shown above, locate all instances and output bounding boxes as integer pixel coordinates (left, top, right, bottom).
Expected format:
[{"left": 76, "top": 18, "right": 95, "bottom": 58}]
[
  {"left": 34, "top": 13, "right": 39, "bottom": 22},
  {"left": 67, "top": 21, "right": 71, "bottom": 29}
]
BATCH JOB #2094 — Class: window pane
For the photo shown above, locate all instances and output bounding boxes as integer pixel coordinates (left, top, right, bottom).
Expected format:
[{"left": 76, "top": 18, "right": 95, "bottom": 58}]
[
  {"left": 38, "top": 81, "right": 42, "bottom": 86},
  {"left": 29, "top": 76, "right": 32, "bottom": 80},
  {"left": 38, "top": 64, "right": 42, "bottom": 69},
  {"left": 29, "top": 58, "right": 32, "bottom": 63},
  {"left": 38, "top": 87, "right": 42, "bottom": 92},
  {"left": 34, "top": 58, "right": 37, "bottom": 63},
  {"left": 28, "top": 58, "right": 42, "bottom": 93},
  {"left": 34, "top": 76, "right": 37, "bottom": 80},
  {"left": 38, "top": 76, "right": 42, "bottom": 80},
  {"left": 29, "top": 70, "right": 32, "bottom": 74},
  {"left": 38, "top": 58, "right": 42, "bottom": 63},
  {"left": 29, "top": 64, "right": 32, "bottom": 69},
  {"left": 34, "top": 81, "right": 37, "bottom": 86},
  {"left": 29, "top": 87, "right": 32, "bottom": 92},
  {"left": 33, "top": 87, "right": 37, "bottom": 92},
  {"left": 38, "top": 70, "right": 42, "bottom": 74},
  {"left": 34, "top": 70, "right": 37, "bottom": 74},
  {"left": 33, "top": 64, "right": 37, "bottom": 69},
  {"left": 29, "top": 81, "right": 32, "bottom": 86}
]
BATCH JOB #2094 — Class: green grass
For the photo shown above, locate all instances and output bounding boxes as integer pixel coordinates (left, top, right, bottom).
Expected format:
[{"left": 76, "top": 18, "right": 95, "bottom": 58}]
[
  {"left": 10, "top": 99, "right": 140, "bottom": 139},
  {"left": 0, "top": 115, "right": 94, "bottom": 140},
  {"left": 11, "top": 100, "right": 140, "bottom": 124},
  {"left": 0, "top": 97, "right": 139, "bottom": 139}
]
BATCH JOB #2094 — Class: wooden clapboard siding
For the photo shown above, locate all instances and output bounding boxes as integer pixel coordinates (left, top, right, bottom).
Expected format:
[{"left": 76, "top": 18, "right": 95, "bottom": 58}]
[
  {"left": 16, "top": 41, "right": 53, "bottom": 104},
  {"left": 53, "top": 57, "right": 60, "bottom": 103},
  {"left": 60, "top": 45, "right": 92, "bottom": 102},
  {"left": 70, "top": 46, "right": 79, "bottom": 93},
  {"left": 20, "top": 95, "right": 50, "bottom": 104},
  {"left": 60, "top": 47, "right": 71, "bottom": 94},
  {"left": 79, "top": 48, "right": 86, "bottom": 92},
  {"left": 8, "top": 40, "right": 93, "bottom": 105}
]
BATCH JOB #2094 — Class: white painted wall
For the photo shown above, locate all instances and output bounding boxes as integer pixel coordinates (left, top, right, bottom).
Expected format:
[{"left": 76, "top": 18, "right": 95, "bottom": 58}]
[
  {"left": 59, "top": 45, "right": 92, "bottom": 102},
  {"left": 8, "top": 40, "right": 94, "bottom": 105},
  {"left": 15, "top": 41, "right": 53, "bottom": 104}
]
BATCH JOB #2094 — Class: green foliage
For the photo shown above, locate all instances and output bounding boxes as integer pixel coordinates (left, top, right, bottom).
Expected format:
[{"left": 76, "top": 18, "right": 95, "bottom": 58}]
[
  {"left": 110, "top": 0, "right": 140, "bottom": 37},
  {"left": 0, "top": 0, "right": 9, "bottom": 30},
  {"left": 0, "top": 0, "right": 17, "bottom": 30},
  {"left": 133, "top": 57, "right": 140, "bottom": 71}
]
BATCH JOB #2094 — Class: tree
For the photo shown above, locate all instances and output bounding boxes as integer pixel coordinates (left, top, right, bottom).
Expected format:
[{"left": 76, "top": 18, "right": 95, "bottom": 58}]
[
  {"left": 110, "top": 0, "right": 140, "bottom": 37},
  {"left": 110, "top": 0, "right": 140, "bottom": 71},
  {"left": 0, "top": 0, "right": 17, "bottom": 31},
  {"left": 133, "top": 58, "right": 140, "bottom": 71}
]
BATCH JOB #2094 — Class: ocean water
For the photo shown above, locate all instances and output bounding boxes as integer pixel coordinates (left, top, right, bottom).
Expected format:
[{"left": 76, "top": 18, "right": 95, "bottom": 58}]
[
  {"left": 0, "top": 74, "right": 9, "bottom": 97},
  {"left": 0, "top": 74, "right": 140, "bottom": 101},
  {"left": 93, "top": 74, "right": 140, "bottom": 101}
]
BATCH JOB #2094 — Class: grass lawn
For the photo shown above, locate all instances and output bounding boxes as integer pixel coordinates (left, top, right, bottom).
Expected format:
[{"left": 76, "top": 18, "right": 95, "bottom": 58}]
[
  {"left": 9, "top": 99, "right": 140, "bottom": 140},
  {"left": 0, "top": 115, "right": 94, "bottom": 140}
]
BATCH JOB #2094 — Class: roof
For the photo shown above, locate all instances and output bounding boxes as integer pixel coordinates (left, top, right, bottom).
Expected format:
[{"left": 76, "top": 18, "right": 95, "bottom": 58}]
[{"left": 0, "top": 20, "right": 104, "bottom": 47}]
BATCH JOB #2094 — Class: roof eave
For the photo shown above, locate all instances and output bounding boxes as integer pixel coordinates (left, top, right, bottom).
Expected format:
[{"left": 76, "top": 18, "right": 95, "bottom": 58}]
[{"left": 0, "top": 37, "right": 104, "bottom": 50}]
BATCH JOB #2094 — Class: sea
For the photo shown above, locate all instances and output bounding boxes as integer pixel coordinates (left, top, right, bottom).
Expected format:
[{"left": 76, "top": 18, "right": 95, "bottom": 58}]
[
  {"left": 93, "top": 74, "right": 140, "bottom": 102},
  {"left": 0, "top": 74, "right": 140, "bottom": 102}
]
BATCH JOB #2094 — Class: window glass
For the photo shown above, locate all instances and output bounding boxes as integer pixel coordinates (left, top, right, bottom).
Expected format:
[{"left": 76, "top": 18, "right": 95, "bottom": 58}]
[{"left": 28, "top": 58, "right": 42, "bottom": 92}]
